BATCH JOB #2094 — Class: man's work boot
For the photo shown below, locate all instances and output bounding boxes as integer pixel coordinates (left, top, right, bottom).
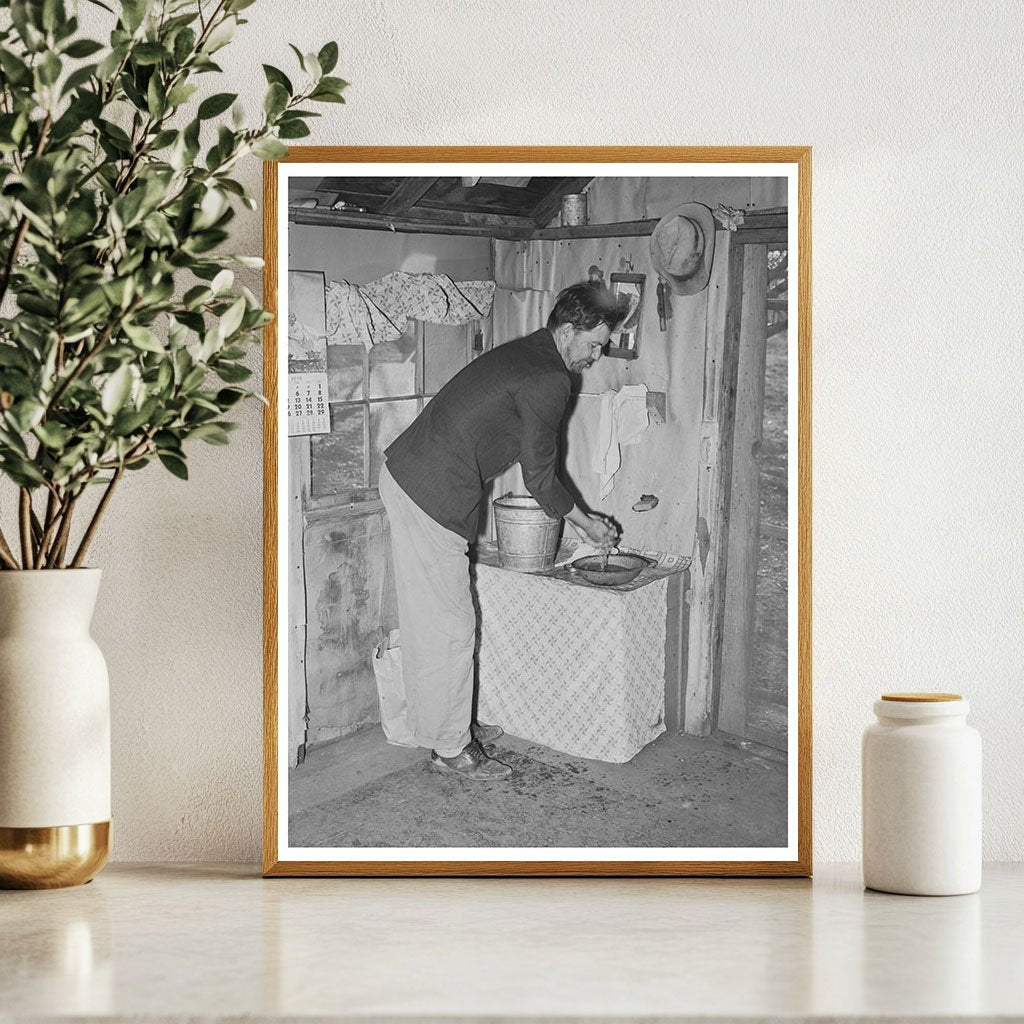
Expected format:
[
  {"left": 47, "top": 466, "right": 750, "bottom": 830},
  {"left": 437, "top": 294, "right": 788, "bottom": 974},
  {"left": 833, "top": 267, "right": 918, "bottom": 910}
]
[
  {"left": 430, "top": 739, "right": 513, "bottom": 781},
  {"left": 471, "top": 720, "right": 504, "bottom": 745}
]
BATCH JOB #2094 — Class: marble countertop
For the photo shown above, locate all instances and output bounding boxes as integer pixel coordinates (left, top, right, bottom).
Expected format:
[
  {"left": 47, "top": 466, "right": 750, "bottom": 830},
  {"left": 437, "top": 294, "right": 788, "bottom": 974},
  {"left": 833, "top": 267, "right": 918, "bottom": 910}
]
[{"left": 2, "top": 862, "right": 1022, "bottom": 1021}]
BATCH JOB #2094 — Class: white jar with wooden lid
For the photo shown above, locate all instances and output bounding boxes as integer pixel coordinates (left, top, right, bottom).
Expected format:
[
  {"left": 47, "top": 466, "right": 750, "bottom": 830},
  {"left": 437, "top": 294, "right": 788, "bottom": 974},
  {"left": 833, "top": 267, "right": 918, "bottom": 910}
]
[{"left": 862, "top": 693, "right": 981, "bottom": 895}]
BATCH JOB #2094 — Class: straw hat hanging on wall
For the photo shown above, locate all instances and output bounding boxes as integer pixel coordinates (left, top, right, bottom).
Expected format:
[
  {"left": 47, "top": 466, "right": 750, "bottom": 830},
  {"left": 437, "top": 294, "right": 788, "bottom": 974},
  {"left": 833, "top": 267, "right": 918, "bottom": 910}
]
[{"left": 649, "top": 202, "right": 716, "bottom": 295}]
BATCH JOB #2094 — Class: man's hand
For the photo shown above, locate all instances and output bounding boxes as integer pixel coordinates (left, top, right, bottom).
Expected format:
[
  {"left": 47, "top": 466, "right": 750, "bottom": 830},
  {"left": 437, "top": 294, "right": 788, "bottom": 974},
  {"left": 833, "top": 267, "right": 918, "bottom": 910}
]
[{"left": 565, "top": 506, "right": 619, "bottom": 550}]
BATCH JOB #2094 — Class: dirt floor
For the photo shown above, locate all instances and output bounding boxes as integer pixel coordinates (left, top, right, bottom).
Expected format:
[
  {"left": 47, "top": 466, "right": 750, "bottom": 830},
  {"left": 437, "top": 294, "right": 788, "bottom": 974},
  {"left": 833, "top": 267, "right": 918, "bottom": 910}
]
[
  {"left": 746, "top": 326, "right": 789, "bottom": 750},
  {"left": 289, "top": 723, "right": 787, "bottom": 850}
]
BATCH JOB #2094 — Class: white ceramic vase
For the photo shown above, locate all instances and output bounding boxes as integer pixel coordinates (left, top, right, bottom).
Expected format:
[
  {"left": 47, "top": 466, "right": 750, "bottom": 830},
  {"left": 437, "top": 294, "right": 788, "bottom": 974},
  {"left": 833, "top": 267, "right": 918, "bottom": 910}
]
[{"left": 0, "top": 569, "right": 111, "bottom": 888}]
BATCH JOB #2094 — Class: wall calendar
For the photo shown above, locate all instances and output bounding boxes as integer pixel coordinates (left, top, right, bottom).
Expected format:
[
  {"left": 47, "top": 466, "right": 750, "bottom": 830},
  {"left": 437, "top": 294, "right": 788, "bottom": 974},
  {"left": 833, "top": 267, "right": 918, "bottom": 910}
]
[{"left": 287, "top": 372, "right": 330, "bottom": 436}]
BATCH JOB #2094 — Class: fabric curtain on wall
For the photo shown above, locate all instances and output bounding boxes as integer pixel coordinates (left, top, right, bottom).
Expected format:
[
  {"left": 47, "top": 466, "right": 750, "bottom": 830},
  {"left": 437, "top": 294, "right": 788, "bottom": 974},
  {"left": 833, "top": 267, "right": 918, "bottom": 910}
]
[
  {"left": 324, "top": 272, "right": 495, "bottom": 350},
  {"left": 492, "top": 235, "right": 653, "bottom": 294}
]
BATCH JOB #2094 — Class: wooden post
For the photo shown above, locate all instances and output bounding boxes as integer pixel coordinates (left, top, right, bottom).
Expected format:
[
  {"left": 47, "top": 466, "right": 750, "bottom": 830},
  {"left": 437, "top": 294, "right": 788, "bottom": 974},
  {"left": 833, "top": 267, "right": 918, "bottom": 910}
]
[
  {"left": 684, "top": 230, "right": 731, "bottom": 736},
  {"left": 663, "top": 569, "right": 689, "bottom": 734},
  {"left": 702, "top": 239, "right": 746, "bottom": 737},
  {"left": 288, "top": 435, "right": 311, "bottom": 767},
  {"left": 715, "top": 245, "right": 768, "bottom": 737}
]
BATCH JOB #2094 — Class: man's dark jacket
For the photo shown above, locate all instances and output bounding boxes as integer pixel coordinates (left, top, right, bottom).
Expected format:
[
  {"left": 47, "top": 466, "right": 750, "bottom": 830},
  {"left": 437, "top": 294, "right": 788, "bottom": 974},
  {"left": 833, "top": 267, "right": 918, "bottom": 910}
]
[{"left": 384, "top": 327, "right": 575, "bottom": 541}]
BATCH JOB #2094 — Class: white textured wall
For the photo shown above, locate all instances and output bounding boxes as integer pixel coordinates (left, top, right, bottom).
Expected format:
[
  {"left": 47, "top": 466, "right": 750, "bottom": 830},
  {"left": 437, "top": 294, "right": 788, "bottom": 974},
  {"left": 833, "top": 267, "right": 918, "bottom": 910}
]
[{"left": 34, "top": 0, "right": 1023, "bottom": 862}]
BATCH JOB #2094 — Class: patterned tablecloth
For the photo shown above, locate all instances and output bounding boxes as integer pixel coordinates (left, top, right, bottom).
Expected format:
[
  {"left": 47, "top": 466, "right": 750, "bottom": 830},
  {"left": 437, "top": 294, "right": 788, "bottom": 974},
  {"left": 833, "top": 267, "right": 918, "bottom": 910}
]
[{"left": 474, "top": 546, "right": 688, "bottom": 763}]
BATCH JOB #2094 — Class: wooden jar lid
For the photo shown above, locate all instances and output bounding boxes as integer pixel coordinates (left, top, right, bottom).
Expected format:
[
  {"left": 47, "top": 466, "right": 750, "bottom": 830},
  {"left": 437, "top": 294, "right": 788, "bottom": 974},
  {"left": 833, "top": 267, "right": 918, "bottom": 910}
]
[{"left": 881, "top": 692, "right": 962, "bottom": 702}]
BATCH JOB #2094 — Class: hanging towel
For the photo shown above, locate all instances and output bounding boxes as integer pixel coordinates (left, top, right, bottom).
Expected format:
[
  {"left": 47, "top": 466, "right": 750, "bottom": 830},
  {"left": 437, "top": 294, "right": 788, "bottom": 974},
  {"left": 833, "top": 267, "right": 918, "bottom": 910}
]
[{"left": 593, "top": 384, "right": 650, "bottom": 499}]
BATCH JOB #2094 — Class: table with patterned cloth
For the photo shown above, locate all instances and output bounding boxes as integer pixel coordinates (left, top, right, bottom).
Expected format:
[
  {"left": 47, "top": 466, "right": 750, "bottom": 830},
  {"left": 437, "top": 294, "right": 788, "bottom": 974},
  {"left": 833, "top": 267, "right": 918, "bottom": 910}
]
[{"left": 473, "top": 545, "right": 689, "bottom": 763}]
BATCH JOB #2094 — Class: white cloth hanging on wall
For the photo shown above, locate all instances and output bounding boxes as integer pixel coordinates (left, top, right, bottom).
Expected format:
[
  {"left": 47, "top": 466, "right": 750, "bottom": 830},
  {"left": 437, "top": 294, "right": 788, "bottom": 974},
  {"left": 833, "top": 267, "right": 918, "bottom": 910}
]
[
  {"left": 593, "top": 384, "right": 650, "bottom": 499},
  {"left": 324, "top": 272, "right": 495, "bottom": 350}
]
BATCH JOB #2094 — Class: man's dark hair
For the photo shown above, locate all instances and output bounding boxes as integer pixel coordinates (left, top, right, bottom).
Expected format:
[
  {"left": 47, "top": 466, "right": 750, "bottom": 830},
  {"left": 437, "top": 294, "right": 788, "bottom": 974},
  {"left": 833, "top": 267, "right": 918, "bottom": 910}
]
[{"left": 546, "top": 282, "right": 627, "bottom": 333}]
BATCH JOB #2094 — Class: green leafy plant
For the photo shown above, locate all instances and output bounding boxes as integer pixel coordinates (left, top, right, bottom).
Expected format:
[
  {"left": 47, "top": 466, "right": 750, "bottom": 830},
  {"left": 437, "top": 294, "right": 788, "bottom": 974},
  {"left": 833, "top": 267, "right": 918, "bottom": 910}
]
[{"left": 0, "top": 0, "right": 346, "bottom": 569}]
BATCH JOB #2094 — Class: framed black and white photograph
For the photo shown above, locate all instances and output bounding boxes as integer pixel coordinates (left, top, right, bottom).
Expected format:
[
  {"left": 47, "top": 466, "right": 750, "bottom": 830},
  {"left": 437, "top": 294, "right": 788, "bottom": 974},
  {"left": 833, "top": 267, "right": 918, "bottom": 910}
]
[{"left": 262, "top": 147, "right": 811, "bottom": 877}]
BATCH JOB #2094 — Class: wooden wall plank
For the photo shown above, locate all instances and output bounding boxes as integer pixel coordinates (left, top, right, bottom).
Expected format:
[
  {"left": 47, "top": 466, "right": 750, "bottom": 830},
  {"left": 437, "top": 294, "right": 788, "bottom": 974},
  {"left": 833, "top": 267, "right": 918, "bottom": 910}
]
[
  {"left": 684, "top": 233, "right": 734, "bottom": 737},
  {"left": 379, "top": 177, "right": 439, "bottom": 215},
  {"left": 706, "top": 241, "right": 747, "bottom": 734},
  {"left": 701, "top": 230, "right": 730, "bottom": 422},
  {"left": 689, "top": 223, "right": 736, "bottom": 754},
  {"left": 287, "top": 436, "right": 311, "bottom": 766},
  {"left": 663, "top": 570, "right": 689, "bottom": 734},
  {"left": 717, "top": 246, "right": 769, "bottom": 737},
  {"left": 303, "top": 510, "right": 389, "bottom": 747}
]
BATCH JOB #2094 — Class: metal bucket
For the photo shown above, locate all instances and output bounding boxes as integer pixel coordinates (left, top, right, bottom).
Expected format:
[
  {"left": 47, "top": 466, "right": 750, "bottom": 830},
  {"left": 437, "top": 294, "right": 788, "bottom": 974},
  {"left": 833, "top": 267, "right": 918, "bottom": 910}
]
[{"left": 492, "top": 495, "right": 562, "bottom": 572}]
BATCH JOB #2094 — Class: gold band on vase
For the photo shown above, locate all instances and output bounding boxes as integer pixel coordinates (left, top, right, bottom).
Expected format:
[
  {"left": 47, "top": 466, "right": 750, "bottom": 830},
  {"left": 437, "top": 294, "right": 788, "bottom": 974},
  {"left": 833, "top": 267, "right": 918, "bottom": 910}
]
[{"left": 0, "top": 821, "right": 111, "bottom": 889}]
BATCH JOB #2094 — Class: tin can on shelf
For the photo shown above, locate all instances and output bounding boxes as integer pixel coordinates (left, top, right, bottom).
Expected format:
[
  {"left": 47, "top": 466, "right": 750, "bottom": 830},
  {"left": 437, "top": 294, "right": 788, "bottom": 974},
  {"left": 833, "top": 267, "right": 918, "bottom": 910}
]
[
  {"left": 560, "top": 193, "right": 588, "bottom": 227},
  {"left": 862, "top": 692, "right": 981, "bottom": 895}
]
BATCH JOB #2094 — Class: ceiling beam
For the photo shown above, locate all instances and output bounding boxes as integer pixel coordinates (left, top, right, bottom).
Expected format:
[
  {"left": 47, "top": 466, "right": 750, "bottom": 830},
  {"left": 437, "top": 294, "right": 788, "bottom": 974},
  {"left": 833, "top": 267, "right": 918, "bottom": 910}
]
[
  {"left": 399, "top": 205, "right": 538, "bottom": 233},
  {"left": 378, "top": 177, "right": 440, "bottom": 216}
]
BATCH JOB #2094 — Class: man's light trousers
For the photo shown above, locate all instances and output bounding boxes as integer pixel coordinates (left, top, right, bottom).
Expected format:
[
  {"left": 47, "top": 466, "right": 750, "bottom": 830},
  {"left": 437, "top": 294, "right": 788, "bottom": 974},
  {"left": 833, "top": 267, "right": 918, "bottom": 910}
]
[{"left": 378, "top": 462, "right": 474, "bottom": 757}]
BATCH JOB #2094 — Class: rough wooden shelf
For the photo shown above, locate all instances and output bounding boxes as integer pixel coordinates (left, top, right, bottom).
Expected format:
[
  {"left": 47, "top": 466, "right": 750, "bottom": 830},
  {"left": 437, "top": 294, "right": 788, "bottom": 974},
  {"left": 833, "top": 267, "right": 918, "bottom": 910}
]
[{"left": 287, "top": 210, "right": 789, "bottom": 242}]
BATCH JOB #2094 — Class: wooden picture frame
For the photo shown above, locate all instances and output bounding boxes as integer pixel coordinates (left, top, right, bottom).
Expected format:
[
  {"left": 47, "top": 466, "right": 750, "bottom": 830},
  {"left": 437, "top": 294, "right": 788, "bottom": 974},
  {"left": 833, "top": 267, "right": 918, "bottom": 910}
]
[{"left": 263, "top": 147, "right": 812, "bottom": 877}]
